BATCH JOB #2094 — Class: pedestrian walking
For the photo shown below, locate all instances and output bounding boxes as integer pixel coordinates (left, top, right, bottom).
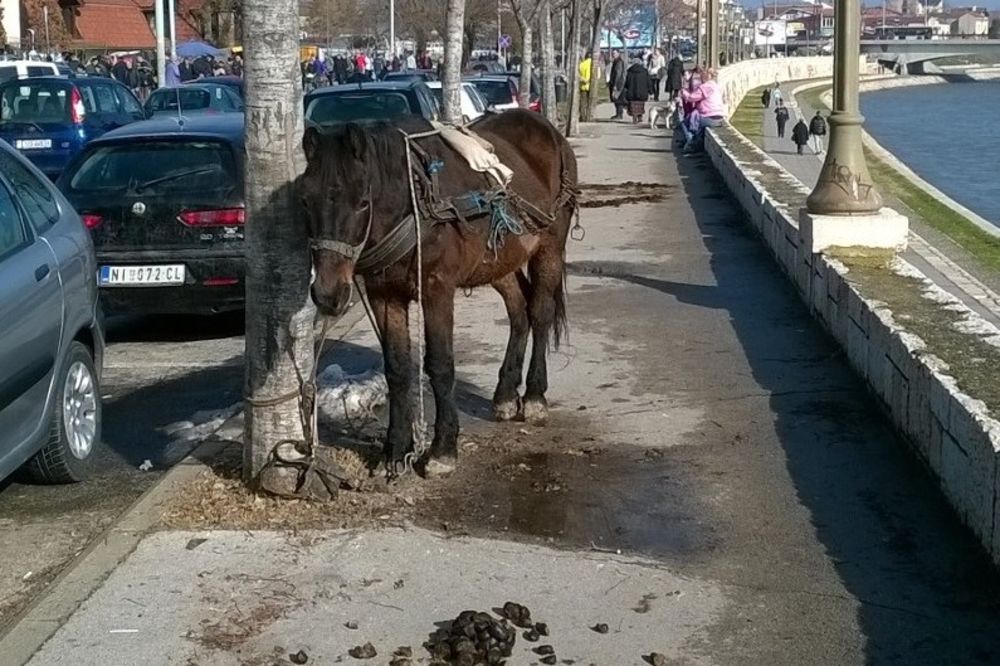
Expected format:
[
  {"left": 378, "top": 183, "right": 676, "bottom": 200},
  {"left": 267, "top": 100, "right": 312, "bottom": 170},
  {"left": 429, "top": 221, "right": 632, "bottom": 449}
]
[
  {"left": 771, "top": 83, "right": 783, "bottom": 107},
  {"left": 792, "top": 118, "right": 810, "bottom": 155},
  {"left": 648, "top": 48, "right": 666, "bottom": 102},
  {"left": 666, "top": 52, "right": 684, "bottom": 100},
  {"left": 624, "top": 57, "right": 651, "bottom": 124},
  {"left": 578, "top": 50, "right": 593, "bottom": 119},
  {"left": 761, "top": 87, "right": 771, "bottom": 109},
  {"left": 774, "top": 99, "right": 789, "bottom": 138},
  {"left": 165, "top": 56, "right": 181, "bottom": 87},
  {"left": 609, "top": 50, "right": 627, "bottom": 120},
  {"left": 809, "top": 110, "right": 827, "bottom": 154}
]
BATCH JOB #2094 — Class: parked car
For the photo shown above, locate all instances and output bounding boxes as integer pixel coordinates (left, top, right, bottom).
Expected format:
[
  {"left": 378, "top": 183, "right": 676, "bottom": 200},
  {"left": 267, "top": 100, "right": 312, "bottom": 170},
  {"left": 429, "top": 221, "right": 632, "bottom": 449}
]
[
  {"left": 383, "top": 69, "right": 438, "bottom": 83},
  {"left": 0, "top": 76, "right": 146, "bottom": 179},
  {"left": 304, "top": 80, "right": 439, "bottom": 127},
  {"left": 57, "top": 114, "right": 245, "bottom": 316},
  {"left": 144, "top": 84, "right": 244, "bottom": 118},
  {"left": 467, "top": 61, "right": 506, "bottom": 74},
  {"left": 183, "top": 75, "right": 245, "bottom": 99},
  {"left": 463, "top": 74, "right": 523, "bottom": 112},
  {"left": 425, "top": 81, "right": 488, "bottom": 123},
  {"left": 0, "top": 138, "right": 103, "bottom": 484},
  {"left": 0, "top": 60, "right": 60, "bottom": 85}
]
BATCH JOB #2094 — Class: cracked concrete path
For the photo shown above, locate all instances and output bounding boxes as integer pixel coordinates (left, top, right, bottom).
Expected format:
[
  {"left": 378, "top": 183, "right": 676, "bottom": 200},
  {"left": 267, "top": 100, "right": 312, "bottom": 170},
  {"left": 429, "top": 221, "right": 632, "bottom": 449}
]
[{"left": 20, "top": 113, "right": 1000, "bottom": 666}]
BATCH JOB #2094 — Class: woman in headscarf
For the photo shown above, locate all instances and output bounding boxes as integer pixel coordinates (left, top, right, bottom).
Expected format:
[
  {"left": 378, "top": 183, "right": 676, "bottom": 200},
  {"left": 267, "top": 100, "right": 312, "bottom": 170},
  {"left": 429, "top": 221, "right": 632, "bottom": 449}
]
[{"left": 624, "top": 57, "right": 651, "bottom": 124}]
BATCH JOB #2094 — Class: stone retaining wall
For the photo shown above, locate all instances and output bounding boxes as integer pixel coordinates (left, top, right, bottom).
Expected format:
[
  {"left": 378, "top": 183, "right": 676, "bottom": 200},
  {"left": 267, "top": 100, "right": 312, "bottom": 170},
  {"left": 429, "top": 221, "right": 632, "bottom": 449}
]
[
  {"left": 705, "top": 126, "right": 1000, "bottom": 565},
  {"left": 715, "top": 56, "right": 836, "bottom": 119}
]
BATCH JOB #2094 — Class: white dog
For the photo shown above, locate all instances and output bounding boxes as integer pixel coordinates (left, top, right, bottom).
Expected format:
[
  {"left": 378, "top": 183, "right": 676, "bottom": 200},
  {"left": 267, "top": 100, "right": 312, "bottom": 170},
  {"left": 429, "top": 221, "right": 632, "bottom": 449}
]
[{"left": 648, "top": 99, "right": 678, "bottom": 129}]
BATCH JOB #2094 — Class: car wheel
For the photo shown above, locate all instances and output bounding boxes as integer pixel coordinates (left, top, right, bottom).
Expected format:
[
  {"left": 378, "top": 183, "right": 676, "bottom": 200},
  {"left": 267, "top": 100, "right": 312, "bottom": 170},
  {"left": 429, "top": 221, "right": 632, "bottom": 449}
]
[{"left": 26, "top": 342, "right": 101, "bottom": 483}]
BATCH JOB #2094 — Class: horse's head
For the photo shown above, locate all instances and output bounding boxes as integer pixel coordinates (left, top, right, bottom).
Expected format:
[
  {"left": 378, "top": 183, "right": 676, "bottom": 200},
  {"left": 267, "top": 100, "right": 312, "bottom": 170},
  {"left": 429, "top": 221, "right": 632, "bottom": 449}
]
[{"left": 301, "top": 123, "right": 374, "bottom": 316}]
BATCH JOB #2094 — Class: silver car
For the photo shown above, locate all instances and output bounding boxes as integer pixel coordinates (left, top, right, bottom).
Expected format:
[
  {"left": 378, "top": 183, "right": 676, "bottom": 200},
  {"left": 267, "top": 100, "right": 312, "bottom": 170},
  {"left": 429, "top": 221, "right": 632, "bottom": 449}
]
[{"left": 0, "top": 139, "right": 103, "bottom": 483}]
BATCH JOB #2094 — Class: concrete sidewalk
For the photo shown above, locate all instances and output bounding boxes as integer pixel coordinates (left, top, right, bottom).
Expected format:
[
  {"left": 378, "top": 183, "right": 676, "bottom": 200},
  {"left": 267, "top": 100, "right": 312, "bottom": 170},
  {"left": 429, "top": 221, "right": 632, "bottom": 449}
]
[
  {"left": 16, "top": 111, "right": 1000, "bottom": 666},
  {"left": 759, "top": 89, "right": 1000, "bottom": 329}
]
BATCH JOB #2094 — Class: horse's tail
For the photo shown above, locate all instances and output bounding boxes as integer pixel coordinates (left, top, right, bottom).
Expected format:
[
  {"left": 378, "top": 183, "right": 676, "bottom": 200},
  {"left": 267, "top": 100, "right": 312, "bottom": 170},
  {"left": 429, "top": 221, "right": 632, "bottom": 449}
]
[
  {"left": 552, "top": 130, "right": 576, "bottom": 350},
  {"left": 553, "top": 260, "right": 568, "bottom": 349}
]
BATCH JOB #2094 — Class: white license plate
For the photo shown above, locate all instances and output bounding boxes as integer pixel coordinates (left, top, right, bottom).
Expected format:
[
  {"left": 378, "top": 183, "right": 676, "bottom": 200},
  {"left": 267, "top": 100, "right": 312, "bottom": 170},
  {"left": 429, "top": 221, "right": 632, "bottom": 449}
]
[
  {"left": 15, "top": 139, "right": 51, "bottom": 150},
  {"left": 99, "top": 264, "right": 186, "bottom": 286}
]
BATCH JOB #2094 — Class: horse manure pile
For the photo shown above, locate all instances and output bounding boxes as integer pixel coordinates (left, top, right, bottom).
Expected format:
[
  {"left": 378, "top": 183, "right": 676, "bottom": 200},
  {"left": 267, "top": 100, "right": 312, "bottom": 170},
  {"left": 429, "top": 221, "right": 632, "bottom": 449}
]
[
  {"left": 418, "top": 602, "right": 561, "bottom": 665},
  {"left": 578, "top": 181, "right": 673, "bottom": 208}
]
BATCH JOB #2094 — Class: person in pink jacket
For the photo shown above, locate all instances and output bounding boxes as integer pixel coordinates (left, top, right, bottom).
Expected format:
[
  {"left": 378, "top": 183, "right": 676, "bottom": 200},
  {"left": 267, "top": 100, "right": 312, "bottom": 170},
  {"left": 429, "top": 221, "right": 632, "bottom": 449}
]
[{"left": 680, "top": 68, "right": 728, "bottom": 152}]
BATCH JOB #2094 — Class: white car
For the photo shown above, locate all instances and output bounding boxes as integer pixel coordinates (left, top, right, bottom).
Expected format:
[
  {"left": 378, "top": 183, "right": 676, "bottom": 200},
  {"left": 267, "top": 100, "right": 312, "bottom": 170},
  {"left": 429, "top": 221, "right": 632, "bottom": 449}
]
[
  {"left": 0, "top": 59, "right": 60, "bottom": 85},
  {"left": 426, "top": 81, "right": 488, "bottom": 123}
]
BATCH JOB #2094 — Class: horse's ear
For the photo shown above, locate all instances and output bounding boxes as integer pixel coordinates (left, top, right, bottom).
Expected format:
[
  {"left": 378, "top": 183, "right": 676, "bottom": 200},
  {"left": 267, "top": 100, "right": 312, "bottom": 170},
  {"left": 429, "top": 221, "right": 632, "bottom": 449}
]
[
  {"left": 302, "top": 126, "right": 321, "bottom": 163},
  {"left": 345, "top": 123, "right": 368, "bottom": 161}
]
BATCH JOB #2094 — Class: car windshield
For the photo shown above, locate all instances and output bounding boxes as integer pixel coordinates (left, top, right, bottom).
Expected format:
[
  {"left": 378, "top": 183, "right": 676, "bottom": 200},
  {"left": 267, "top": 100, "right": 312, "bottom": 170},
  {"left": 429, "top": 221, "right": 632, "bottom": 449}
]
[
  {"left": 0, "top": 82, "right": 70, "bottom": 124},
  {"left": 147, "top": 89, "right": 212, "bottom": 113},
  {"left": 67, "top": 141, "right": 237, "bottom": 194},
  {"left": 306, "top": 92, "right": 414, "bottom": 124},
  {"left": 469, "top": 80, "right": 513, "bottom": 106}
]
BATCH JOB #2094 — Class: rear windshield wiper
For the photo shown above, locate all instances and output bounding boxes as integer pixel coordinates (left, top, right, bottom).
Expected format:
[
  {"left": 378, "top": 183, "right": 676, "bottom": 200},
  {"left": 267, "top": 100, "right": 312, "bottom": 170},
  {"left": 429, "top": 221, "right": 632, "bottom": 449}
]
[
  {"left": 1, "top": 120, "right": 45, "bottom": 132},
  {"left": 131, "top": 166, "right": 220, "bottom": 192}
]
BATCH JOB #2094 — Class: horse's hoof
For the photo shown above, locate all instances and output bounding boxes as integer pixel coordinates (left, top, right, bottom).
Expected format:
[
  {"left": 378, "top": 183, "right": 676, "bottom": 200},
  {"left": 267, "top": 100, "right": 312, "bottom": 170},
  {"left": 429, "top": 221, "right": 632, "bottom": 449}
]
[
  {"left": 522, "top": 400, "right": 549, "bottom": 425},
  {"left": 493, "top": 399, "right": 521, "bottom": 422},
  {"left": 424, "top": 456, "right": 457, "bottom": 478}
]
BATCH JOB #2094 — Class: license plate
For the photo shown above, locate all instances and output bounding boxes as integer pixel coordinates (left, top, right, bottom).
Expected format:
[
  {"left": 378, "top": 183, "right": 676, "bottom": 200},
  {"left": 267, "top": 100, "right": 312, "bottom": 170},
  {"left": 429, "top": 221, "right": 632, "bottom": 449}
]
[
  {"left": 15, "top": 139, "right": 51, "bottom": 150},
  {"left": 99, "top": 264, "right": 186, "bottom": 286}
]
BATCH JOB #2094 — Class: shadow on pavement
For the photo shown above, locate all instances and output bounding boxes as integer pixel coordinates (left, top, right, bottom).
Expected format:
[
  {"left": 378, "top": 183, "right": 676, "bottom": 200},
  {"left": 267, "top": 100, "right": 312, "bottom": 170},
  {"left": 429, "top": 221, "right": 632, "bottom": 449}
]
[{"left": 668, "top": 151, "right": 1000, "bottom": 664}]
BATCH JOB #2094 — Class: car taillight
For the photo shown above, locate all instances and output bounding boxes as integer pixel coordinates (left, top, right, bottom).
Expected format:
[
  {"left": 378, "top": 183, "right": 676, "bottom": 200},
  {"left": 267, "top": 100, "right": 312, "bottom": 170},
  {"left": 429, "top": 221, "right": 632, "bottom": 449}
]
[
  {"left": 81, "top": 213, "right": 102, "bottom": 229},
  {"left": 178, "top": 208, "right": 245, "bottom": 226},
  {"left": 70, "top": 87, "right": 86, "bottom": 124}
]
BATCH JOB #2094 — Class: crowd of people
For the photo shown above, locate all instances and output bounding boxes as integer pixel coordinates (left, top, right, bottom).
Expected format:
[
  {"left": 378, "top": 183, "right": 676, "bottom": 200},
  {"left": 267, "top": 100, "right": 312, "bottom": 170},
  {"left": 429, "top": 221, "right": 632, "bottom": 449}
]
[{"left": 300, "top": 49, "right": 440, "bottom": 89}]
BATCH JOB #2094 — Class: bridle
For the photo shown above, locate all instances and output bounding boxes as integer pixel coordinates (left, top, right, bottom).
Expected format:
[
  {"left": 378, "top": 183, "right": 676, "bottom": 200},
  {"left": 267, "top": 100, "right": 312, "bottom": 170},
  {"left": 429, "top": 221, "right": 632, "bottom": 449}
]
[{"left": 308, "top": 188, "right": 374, "bottom": 263}]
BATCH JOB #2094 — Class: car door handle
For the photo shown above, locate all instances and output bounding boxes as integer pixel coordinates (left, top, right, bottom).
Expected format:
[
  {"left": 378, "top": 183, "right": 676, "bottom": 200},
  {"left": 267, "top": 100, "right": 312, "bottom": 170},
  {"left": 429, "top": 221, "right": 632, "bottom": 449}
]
[{"left": 34, "top": 264, "right": 50, "bottom": 282}]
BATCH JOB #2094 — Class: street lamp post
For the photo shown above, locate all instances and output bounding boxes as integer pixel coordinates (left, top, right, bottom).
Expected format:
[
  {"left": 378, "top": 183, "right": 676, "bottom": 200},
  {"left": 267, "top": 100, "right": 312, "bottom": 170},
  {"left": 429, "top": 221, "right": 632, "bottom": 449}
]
[
  {"left": 708, "top": 0, "right": 720, "bottom": 67},
  {"left": 805, "top": 0, "right": 882, "bottom": 214},
  {"left": 390, "top": 0, "right": 396, "bottom": 57},
  {"left": 43, "top": 6, "right": 50, "bottom": 55}
]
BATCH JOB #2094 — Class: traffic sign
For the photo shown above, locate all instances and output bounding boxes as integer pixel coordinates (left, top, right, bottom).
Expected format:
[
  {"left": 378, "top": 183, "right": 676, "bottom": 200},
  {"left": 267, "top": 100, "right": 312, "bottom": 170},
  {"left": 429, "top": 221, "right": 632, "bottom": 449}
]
[
  {"left": 499, "top": 34, "right": 512, "bottom": 48},
  {"left": 624, "top": 28, "right": 641, "bottom": 40}
]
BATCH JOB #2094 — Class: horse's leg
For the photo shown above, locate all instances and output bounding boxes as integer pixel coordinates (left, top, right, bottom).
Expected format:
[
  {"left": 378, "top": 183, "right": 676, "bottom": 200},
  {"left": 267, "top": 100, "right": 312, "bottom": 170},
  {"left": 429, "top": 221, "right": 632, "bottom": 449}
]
[
  {"left": 523, "top": 243, "right": 566, "bottom": 425},
  {"left": 370, "top": 293, "right": 414, "bottom": 467},
  {"left": 421, "top": 280, "right": 459, "bottom": 476},
  {"left": 491, "top": 270, "right": 531, "bottom": 421}
]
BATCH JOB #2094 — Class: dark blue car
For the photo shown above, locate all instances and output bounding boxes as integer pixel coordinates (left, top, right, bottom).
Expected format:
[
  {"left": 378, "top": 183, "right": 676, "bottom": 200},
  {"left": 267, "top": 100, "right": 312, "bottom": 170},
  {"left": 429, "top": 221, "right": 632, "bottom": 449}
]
[{"left": 0, "top": 77, "right": 146, "bottom": 180}]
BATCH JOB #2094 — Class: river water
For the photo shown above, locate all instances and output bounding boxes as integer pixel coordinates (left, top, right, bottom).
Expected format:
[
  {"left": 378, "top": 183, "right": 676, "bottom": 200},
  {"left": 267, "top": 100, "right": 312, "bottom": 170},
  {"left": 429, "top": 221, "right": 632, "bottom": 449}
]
[{"left": 860, "top": 81, "right": 1000, "bottom": 227}]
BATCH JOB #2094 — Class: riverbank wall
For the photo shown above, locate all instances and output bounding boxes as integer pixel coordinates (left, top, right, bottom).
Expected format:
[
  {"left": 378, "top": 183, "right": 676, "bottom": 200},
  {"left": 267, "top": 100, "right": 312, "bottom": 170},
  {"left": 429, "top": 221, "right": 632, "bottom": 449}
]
[{"left": 707, "top": 62, "right": 1000, "bottom": 567}]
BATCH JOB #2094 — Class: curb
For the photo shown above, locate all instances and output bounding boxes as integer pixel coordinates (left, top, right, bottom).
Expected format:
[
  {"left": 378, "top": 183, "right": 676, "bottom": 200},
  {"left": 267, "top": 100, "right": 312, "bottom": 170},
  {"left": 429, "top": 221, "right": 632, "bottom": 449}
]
[{"left": 0, "top": 302, "right": 370, "bottom": 666}]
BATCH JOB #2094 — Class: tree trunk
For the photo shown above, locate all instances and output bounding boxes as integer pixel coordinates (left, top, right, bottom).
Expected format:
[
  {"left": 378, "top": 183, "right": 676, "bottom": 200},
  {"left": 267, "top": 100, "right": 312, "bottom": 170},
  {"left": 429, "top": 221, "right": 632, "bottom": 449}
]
[
  {"left": 518, "top": 21, "right": 534, "bottom": 108},
  {"left": 242, "top": 0, "right": 317, "bottom": 495},
  {"left": 540, "top": 1, "right": 557, "bottom": 124},
  {"left": 443, "top": 0, "right": 467, "bottom": 123},
  {"left": 583, "top": 0, "right": 604, "bottom": 122},
  {"left": 564, "top": 0, "right": 582, "bottom": 136}
]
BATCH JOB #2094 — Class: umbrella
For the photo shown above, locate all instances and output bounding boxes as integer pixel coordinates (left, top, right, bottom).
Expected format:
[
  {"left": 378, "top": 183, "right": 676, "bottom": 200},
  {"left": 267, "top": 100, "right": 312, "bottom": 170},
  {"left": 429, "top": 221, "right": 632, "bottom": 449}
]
[{"left": 176, "top": 40, "right": 223, "bottom": 59}]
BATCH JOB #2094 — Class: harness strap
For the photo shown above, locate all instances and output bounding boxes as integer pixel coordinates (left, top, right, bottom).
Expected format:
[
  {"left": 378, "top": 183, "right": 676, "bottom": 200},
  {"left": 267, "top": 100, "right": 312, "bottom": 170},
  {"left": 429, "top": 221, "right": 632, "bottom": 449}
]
[{"left": 311, "top": 238, "right": 367, "bottom": 261}]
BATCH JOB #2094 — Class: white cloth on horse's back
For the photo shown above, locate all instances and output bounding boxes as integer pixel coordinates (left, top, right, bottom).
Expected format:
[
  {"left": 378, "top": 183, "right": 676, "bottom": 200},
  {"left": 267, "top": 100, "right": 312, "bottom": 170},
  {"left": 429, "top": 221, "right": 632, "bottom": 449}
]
[{"left": 432, "top": 122, "right": 514, "bottom": 189}]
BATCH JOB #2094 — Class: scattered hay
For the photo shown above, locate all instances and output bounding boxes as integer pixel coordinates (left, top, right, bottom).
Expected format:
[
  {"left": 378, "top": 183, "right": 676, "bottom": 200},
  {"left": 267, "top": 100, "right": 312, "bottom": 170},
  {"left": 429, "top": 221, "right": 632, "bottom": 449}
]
[
  {"left": 578, "top": 181, "right": 673, "bottom": 208},
  {"left": 161, "top": 441, "right": 424, "bottom": 531}
]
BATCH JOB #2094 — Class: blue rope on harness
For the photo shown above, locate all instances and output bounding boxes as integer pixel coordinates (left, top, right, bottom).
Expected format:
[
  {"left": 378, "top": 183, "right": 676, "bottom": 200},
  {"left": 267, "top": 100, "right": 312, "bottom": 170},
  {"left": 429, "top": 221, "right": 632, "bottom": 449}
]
[
  {"left": 486, "top": 195, "right": 524, "bottom": 256},
  {"left": 449, "top": 191, "right": 525, "bottom": 257}
]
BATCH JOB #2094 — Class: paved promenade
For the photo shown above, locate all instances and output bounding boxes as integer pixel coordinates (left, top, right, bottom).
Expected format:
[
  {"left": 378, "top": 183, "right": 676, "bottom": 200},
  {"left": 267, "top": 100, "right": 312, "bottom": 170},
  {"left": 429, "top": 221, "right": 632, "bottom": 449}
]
[
  {"left": 759, "top": 90, "right": 1000, "bottom": 329},
  {"left": 11, "top": 110, "right": 1000, "bottom": 666}
]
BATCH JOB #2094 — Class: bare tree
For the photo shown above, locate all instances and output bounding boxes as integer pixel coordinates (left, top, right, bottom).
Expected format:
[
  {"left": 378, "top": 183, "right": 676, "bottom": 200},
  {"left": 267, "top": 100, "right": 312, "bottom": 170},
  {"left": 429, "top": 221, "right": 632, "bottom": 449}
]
[
  {"left": 540, "top": 1, "right": 558, "bottom": 124},
  {"left": 443, "top": 0, "right": 467, "bottom": 123},
  {"left": 242, "top": 0, "right": 319, "bottom": 496},
  {"left": 582, "top": 0, "right": 606, "bottom": 122},
  {"left": 510, "top": 0, "right": 543, "bottom": 107},
  {"left": 564, "top": 0, "right": 583, "bottom": 136}
]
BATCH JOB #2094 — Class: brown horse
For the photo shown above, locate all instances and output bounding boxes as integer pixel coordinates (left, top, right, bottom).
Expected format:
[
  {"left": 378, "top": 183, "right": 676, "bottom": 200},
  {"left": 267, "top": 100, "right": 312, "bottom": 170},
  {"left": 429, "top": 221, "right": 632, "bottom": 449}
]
[{"left": 300, "top": 110, "right": 577, "bottom": 473}]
